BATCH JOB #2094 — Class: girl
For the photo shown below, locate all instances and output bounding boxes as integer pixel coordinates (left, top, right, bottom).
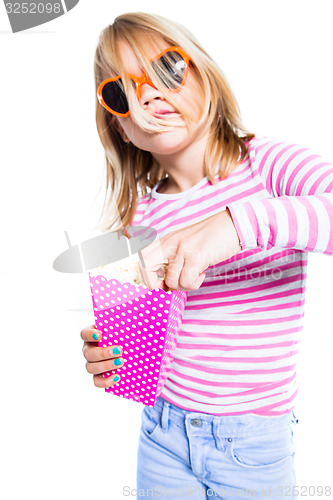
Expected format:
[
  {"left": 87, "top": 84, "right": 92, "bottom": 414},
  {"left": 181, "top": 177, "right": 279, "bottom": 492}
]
[{"left": 81, "top": 12, "right": 333, "bottom": 499}]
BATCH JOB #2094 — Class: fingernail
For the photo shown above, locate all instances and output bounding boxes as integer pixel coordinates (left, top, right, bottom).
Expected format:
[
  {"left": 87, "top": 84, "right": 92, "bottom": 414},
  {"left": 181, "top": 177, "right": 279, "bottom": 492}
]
[
  {"left": 92, "top": 333, "right": 99, "bottom": 340},
  {"left": 114, "top": 358, "right": 122, "bottom": 366},
  {"left": 113, "top": 375, "right": 120, "bottom": 382},
  {"left": 112, "top": 346, "right": 121, "bottom": 355}
]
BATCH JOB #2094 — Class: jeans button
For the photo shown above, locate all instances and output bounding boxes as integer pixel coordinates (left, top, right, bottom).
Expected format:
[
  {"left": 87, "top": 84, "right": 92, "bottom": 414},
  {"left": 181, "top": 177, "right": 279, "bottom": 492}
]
[{"left": 190, "top": 418, "right": 203, "bottom": 427}]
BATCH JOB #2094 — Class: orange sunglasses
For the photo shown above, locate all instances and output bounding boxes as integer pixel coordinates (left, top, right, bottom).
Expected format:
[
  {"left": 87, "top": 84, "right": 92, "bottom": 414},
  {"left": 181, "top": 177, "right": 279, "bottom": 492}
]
[{"left": 97, "top": 46, "right": 190, "bottom": 117}]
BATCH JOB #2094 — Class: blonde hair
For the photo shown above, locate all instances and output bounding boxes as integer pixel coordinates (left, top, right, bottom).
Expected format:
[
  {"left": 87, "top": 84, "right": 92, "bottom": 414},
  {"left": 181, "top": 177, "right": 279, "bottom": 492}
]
[{"left": 94, "top": 12, "right": 254, "bottom": 231}]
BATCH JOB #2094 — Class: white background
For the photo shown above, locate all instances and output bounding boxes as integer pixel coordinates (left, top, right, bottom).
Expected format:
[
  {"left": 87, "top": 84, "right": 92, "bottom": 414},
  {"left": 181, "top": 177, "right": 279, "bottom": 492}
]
[{"left": 1, "top": 0, "right": 333, "bottom": 498}]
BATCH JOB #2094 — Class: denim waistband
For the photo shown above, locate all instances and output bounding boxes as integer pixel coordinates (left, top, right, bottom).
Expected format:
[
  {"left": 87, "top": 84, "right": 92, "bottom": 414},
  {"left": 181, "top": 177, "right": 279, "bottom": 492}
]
[{"left": 152, "top": 397, "right": 297, "bottom": 437}]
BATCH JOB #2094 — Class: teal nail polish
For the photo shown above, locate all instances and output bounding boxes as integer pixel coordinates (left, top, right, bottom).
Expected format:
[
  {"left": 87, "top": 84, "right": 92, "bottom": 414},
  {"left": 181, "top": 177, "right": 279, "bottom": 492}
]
[
  {"left": 113, "top": 375, "right": 120, "bottom": 382},
  {"left": 112, "top": 347, "right": 121, "bottom": 355},
  {"left": 114, "top": 358, "right": 122, "bottom": 366},
  {"left": 92, "top": 333, "right": 99, "bottom": 340}
]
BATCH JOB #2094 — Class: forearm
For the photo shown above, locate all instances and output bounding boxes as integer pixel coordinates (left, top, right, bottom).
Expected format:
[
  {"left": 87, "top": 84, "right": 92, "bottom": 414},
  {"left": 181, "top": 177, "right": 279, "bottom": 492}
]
[{"left": 227, "top": 193, "right": 333, "bottom": 255}]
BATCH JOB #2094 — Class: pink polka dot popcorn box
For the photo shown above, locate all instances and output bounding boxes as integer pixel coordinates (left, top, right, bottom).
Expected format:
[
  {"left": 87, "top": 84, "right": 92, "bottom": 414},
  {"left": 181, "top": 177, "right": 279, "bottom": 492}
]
[{"left": 89, "top": 258, "right": 187, "bottom": 407}]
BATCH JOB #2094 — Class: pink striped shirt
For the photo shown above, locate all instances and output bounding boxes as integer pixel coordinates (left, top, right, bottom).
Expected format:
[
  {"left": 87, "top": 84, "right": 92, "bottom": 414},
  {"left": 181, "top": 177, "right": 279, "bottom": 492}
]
[{"left": 132, "top": 136, "right": 333, "bottom": 415}]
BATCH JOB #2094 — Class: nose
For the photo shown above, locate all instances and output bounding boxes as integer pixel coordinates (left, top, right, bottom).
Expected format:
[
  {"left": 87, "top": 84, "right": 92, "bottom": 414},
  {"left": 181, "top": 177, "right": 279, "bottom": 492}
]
[{"left": 138, "top": 82, "right": 164, "bottom": 108}]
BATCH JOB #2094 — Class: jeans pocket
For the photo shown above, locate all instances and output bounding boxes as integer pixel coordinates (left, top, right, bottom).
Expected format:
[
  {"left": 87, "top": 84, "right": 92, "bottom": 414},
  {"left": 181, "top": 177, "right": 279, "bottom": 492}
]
[
  {"left": 141, "top": 406, "right": 160, "bottom": 438},
  {"left": 230, "top": 424, "right": 295, "bottom": 469}
]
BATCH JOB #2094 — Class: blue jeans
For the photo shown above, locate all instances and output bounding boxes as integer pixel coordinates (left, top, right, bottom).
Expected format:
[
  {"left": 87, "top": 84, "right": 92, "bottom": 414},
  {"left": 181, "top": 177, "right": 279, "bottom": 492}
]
[{"left": 137, "top": 397, "right": 298, "bottom": 499}]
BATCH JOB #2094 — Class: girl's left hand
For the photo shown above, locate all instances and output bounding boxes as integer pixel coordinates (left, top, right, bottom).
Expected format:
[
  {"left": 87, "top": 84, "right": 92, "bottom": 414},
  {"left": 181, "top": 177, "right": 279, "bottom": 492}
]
[{"left": 138, "top": 208, "right": 242, "bottom": 291}]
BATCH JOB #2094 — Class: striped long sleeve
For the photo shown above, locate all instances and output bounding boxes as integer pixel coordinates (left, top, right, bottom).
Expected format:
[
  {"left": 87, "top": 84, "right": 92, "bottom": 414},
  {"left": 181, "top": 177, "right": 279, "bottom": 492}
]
[
  {"left": 132, "top": 135, "right": 333, "bottom": 416},
  {"left": 227, "top": 139, "right": 333, "bottom": 255}
]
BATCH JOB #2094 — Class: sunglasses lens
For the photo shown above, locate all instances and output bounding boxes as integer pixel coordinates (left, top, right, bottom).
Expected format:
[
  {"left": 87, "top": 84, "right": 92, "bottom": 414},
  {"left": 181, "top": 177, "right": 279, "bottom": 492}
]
[
  {"left": 101, "top": 79, "right": 129, "bottom": 115},
  {"left": 151, "top": 51, "right": 186, "bottom": 89}
]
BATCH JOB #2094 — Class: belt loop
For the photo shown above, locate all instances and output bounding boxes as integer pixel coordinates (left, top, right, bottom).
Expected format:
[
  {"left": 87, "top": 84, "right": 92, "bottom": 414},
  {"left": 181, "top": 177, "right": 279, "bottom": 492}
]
[{"left": 161, "top": 401, "right": 170, "bottom": 432}]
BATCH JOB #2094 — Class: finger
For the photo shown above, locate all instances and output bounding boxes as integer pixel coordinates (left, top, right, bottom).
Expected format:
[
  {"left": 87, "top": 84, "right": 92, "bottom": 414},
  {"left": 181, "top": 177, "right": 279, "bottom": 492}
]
[
  {"left": 138, "top": 241, "right": 169, "bottom": 289},
  {"left": 139, "top": 238, "right": 166, "bottom": 269},
  {"left": 164, "top": 253, "right": 185, "bottom": 290},
  {"left": 179, "top": 272, "right": 206, "bottom": 291},
  {"left": 83, "top": 343, "right": 123, "bottom": 362},
  {"left": 86, "top": 356, "right": 125, "bottom": 375},
  {"left": 93, "top": 373, "right": 122, "bottom": 389},
  {"left": 138, "top": 257, "right": 167, "bottom": 290},
  {"left": 177, "top": 258, "right": 206, "bottom": 290},
  {"left": 80, "top": 325, "right": 101, "bottom": 343}
]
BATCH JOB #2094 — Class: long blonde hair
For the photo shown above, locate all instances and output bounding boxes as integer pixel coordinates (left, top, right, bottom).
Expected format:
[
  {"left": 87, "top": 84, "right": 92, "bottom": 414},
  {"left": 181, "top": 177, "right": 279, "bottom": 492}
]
[{"left": 94, "top": 12, "right": 254, "bottom": 231}]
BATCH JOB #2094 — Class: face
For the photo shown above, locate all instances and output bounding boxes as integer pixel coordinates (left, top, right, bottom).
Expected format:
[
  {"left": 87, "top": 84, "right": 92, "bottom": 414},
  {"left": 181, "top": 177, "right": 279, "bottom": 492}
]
[{"left": 114, "top": 38, "right": 208, "bottom": 158}]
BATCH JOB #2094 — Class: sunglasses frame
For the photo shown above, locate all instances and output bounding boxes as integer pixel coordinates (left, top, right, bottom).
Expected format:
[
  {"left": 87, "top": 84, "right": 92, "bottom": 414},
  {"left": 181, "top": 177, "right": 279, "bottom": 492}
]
[{"left": 97, "top": 46, "right": 190, "bottom": 117}]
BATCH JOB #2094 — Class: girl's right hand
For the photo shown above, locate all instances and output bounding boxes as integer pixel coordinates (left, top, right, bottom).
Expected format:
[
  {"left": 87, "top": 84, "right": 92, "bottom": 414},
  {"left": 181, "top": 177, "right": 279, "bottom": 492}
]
[{"left": 81, "top": 324, "right": 124, "bottom": 388}]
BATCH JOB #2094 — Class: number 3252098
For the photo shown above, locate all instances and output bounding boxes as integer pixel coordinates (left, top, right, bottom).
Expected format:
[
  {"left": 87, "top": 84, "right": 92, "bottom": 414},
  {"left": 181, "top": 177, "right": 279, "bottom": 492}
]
[{"left": 5, "top": 3, "right": 62, "bottom": 14}]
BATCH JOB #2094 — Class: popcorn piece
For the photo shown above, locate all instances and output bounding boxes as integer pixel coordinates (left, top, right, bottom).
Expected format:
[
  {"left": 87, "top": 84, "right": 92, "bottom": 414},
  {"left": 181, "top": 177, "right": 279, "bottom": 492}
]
[{"left": 89, "top": 253, "right": 146, "bottom": 287}]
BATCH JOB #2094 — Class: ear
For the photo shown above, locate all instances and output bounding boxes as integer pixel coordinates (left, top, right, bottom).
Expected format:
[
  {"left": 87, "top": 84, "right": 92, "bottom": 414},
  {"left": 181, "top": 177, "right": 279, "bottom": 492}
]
[{"left": 112, "top": 117, "right": 130, "bottom": 143}]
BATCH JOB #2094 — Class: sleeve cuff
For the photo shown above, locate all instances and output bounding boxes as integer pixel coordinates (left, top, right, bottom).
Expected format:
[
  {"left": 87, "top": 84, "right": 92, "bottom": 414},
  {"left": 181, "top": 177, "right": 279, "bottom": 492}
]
[{"left": 226, "top": 203, "right": 261, "bottom": 252}]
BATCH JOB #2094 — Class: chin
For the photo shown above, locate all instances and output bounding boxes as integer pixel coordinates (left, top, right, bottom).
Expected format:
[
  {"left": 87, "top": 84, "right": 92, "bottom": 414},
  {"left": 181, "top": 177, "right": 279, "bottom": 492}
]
[{"left": 149, "top": 129, "right": 189, "bottom": 153}]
